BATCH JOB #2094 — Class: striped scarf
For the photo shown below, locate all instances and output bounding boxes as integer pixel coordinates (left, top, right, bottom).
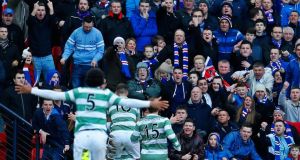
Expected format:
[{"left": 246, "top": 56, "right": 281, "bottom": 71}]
[
  {"left": 174, "top": 42, "right": 188, "bottom": 80},
  {"left": 264, "top": 9, "right": 274, "bottom": 24},
  {"left": 271, "top": 122, "right": 294, "bottom": 160},
  {"left": 119, "top": 52, "right": 131, "bottom": 78},
  {"left": 142, "top": 58, "right": 158, "bottom": 78},
  {"left": 240, "top": 107, "right": 251, "bottom": 123},
  {"left": 270, "top": 61, "right": 282, "bottom": 74},
  {"left": 259, "top": 95, "right": 268, "bottom": 104},
  {"left": 272, "top": 38, "right": 282, "bottom": 49}
]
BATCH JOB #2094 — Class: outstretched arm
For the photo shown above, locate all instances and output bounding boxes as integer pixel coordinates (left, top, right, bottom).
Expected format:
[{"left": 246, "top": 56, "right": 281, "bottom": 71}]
[{"left": 15, "top": 84, "right": 67, "bottom": 101}]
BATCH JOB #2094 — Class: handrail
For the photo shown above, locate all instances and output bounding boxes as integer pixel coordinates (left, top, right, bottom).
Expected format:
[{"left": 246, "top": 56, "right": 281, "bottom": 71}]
[{"left": 0, "top": 102, "right": 31, "bottom": 127}]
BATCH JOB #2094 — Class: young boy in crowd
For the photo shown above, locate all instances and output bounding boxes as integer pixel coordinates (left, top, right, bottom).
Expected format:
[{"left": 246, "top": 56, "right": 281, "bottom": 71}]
[
  {"left": 142, "top": 45, "right": 159, "bottom": 77},
  {"left": 286, "top": 145, "right": 300, "bottom": 160}
]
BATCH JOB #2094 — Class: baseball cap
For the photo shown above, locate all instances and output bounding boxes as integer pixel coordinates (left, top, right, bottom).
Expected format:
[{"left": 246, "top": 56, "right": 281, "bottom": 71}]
[{"left": 3, "top": 8, "right": 14, "bottom": 15}]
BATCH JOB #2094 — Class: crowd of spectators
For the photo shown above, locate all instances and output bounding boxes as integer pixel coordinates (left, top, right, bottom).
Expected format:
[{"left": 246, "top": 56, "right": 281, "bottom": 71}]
[{"left": 0, "top": 0, "right": 300, "bottom": 159}]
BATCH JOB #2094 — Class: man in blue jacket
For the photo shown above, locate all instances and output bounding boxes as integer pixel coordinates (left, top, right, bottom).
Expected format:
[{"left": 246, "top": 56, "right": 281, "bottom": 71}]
[
  {"left": 222, "top": 122, "right": 262, "bottom": 160},
  {"left": 32, "top": 99, "right": 70, "bottom": 159},
  {"left": 285, "top": 43, "right": 300, "bottom": 90},
  {"left": 60, "top": 16, "right": 104, "bottom": 87}
]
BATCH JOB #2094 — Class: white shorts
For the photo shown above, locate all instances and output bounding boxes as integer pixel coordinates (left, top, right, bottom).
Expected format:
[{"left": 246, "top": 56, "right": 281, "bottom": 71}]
[
  {"left": 73, "top": 130, "right": 108, "bottom": 160},
  {"left": 108, "top": 130, "right": 140, "bottom": 159}
]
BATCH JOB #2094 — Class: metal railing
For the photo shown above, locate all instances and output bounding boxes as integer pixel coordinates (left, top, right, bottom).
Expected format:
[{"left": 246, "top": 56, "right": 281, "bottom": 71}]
[{"left": 0, "top": 103, "right": 38, "bottom": 160}]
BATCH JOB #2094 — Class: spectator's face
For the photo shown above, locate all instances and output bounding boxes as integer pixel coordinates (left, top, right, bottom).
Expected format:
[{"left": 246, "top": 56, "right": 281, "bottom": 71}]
[
  {"left": 174, "top": 30, "right": 185, "bottom": 44},
  {"left": 270, "top": 48, "right": 281, "bottom": 62},
  {"left": 237, "top": 86, "right": 247, "bottom": 97},
  {"left": 212, "top": 78, "right": 222, "bottom": 91},
  {"left": 175, "top": 109, "right": 188, "bottom": 121},
  {"left": 262, "top": 0, "right": 273, "bottom": 10},
  {"left": 82, "top": 22, "right": 93, "bottom": 33},
  {"left": 283, "top": 30, "right": 294, "bottom": 42},
  {"left": 199, "top": 3, "right": 208, "bottom": 14},
  {"left": 173, "top": 69, "right": 183, "bottom": 84},
  {"left": 289, "top": 12, "right": 299, "bottom": 24},
  {"left": 183, "top": 0, "right": 194, "bottom": 10},
  {"left": 271, "top": 27, "right": 283, "bottom": 41},
  {"left": 138, "top": 68, "right": 148, "bottom": 80},
  {"left": 240, "top": 127, "right": 252, "bottom": 141},
  {"left": 208, "top": 135, "right": 218, "bottom": 148},
  {"left": 51, "top": 73, "right": 59, "bottom": 82},
  {"left": 218, "top": 111, "right": 230, "bottom": 124},
  {"left": 78, "top": 0, "right": 89, "bottom": 12},
  {"left": 42, "top": 100, "right": 54, "bottom": 116},
  {"left": 253, "top": 66, "right": 265, "bottom": 79},
  {"left": 14, "top": 73, "right": 25, "bottom": 85},
  {"left": 2, "top": 14, "right": 13, "bottom": 25},
  {"left": 245, "top": 33, "right": 256, "bottom": 43},
  {"left": 274, "top": 121, "right": 285, "bottom": 136},
  {"left": 157, "top": 40, "right": 166, "bottom": 48},
  {"left": 295, "top": 45, "right": 300, "bottom": 58},
  {"left": 240, "top": 44, "right": 252, "bottom": 57},
  {"left": 144, "top": 47, "right": 154, "bottom": 59},
  {"left": 218, "top": 62, "right": 230, "bottom": 75},
  {"left": 220, "top": 20, "right": 230, "bottom": 32},
  {"left": 255, "top": 22, "right": 266, "bottom": 33},
  {"left": 126, "top": 40, "right": 136, "bottom": 51},
  {"left": 273, "top": 113, "right": 283, "bottom": 121},
  {"left": 291, "top": 0, "right": 299, "bottom": 4},
  {"left": 255, "top": 0, "right": 262, "bottom": 8},
  {"left": 192, "top": 11, "right": 204, "bottom": 24},
  {"left": 198, "top": 79, "right": 208, "bottom": 93},
  {"left": 0, "top": 27, "right": 8, "bottom": 39},
  {"left": 191, "top": 87, "right": 202, "bottom": 102},
  {"left": 159, "top": 71, "right": 168, "bottom": 79},
  {"left": 183, "top": 122, "right": 195, "bottom": 136},
  {"left": 139, "top": 2, "right": 150, "bottom": 13},
  {"left": 202, "top": 29, "right": 213, "bottom": 43},
  {"left": 165, "top": 0, "right": 174, "bottom": 12},
  {"left": 36, "top": 6, "right": 46, "bottom": 20},
  {"left": 221, "top": 5, "right": 232, "bottom": 16},
  {"left": 111, "top": 2, "right": 122, "bottom": 14},
  {"left": 194, "top": 59, "right": 205, "bottom": 72},
  {"left": 255, "top": 90, "right": 265, "bottom": 100},
  {"left": 290, "top": 88, "right": 300, "bottom": 102},
  {"left": 25, "top": 52, "right": 32, "bottom": 64},
  {"left": 274, "top": 71, "right": 283, "bottom": 83},
  {"left": 291, "top": 148, "right": 300, "bottom": 158},
  {"left": 188, "top": 73, "right": 198, "bottom": 86},
  {"left": 115, "top": 40, "right": 125, "bottom": 51},
  {"left": 244, "top": 96, "right": 253, "bottom": 108}
]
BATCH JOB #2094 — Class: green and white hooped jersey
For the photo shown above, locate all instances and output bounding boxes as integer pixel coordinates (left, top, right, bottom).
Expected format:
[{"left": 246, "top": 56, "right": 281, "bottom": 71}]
[
  {"left": 64, "top": 87, "right": 121, "bottom": 133},
  {"left": 131, "top": 114, "right": 181, "bottom": 159},
  {"left": 108, "top": 104, "right": 140, "bottom": 132}
]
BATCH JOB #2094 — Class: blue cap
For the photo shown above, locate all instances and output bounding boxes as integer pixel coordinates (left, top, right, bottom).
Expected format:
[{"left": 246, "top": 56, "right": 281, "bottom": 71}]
[{"left": 3, "top": 8, "right": 14, "bottom": 15}]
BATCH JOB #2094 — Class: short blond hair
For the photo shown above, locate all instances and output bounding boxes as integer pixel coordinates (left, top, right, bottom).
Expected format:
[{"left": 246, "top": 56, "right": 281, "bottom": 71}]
[{"left": 193, "top": 55, "right": 205, "bottom": 63}]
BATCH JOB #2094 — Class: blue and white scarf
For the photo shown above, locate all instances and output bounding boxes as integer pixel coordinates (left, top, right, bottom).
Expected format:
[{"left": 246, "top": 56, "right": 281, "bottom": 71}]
[
  {"left": 271, "top": 122, "right": 294, "bottom": 160},
  {"left": 174, "top": 42, "right": 188, "bottom": 80},
  {"left": 119, "top": 52, "right": 131, "bottom": 78},
  {"left": 270, "top": 60, "right": 282, "bottom": 74}
]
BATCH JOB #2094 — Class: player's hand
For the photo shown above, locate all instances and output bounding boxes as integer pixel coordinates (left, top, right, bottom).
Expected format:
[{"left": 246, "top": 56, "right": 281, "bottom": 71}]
[
  {"left": 150, "top": 97, "right": 169, "bottom": 111},
  {"left": 68, "top": 113, "right": 76, "bottom": 121},
  {"left": 63, "top": 145, "right": 70, "bottom": 153},
  {"left": 15, "top": 83, "right": 32, "bottom": 94}
]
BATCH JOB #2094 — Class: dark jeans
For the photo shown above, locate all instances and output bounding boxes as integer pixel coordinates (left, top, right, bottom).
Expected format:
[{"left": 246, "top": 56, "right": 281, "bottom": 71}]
[{"left": 42, "top": 144, "right": 65, "bottom": 160}]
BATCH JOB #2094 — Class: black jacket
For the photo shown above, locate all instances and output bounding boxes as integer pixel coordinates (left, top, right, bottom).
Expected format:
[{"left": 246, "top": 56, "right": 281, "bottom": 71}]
[
  {"left": 1, "top": 85, "right": 37, "bottom": 121},
  {"left": 98, "top": 14, "right": 134, "bottom": 47}
]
